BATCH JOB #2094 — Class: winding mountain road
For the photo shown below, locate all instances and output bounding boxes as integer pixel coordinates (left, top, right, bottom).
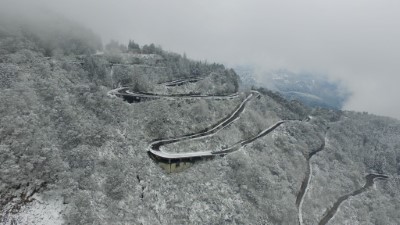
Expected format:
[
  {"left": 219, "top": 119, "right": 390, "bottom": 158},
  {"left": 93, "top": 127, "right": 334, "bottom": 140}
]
[
  {"left": 160, "top": 77, "right": 203, "bottom": 87},
  {"left": 147, "top": 91, "right": 284, "bottom": 160},
  {"left": 107, "top": 87, "right": 239, "bottom": 102},
  {"left": 291, "top": 123, "right": 389, "bottom": 225},
  {"left": 109, "top": 86, "right": 284, "bottom": 161},
  {"left": 295, "top": 128, "right": 389, "bottom": 225},
  {"left": 318, "top": 173, "right": 389, "bottom": 225},
  {"left": 297, "top": 133, "right": 326, "bottom": 225},
  {"left": 107, "top": 77, "right": 389, "bottom": 223}
]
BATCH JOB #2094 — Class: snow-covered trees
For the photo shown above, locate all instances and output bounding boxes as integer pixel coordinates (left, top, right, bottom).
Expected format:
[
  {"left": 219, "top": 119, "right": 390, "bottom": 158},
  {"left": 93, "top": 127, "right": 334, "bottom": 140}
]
[
  {"left": 128, "top": 40, "right": 141, "bottom": 53},
  {"left": 83, "top": 56, "right": 108, "bottom": 84},
  {"left": 1, "top": 16, "right": 400, "bottom": 225},
  {"left": 142, "top": 43, "right": 163, "bottom": 54},
  {"left": 105, "top": 40, "right": 127, "bottom": 53}
]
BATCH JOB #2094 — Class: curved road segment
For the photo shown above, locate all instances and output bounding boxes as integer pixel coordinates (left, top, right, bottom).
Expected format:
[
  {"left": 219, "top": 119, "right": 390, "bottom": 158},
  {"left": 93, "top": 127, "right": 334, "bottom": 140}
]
[
  {"left": 108, "top": 87, "right": 284, "bottom": 161},
  {"left": 297, "top": 135, "right": 326, "bottom": 225},
  {"left": 107, "top": 87, "right": 239, "bottom": 101},
  {"left": 107, "top": 82, "right": 389, "bottom": 224},
  {"left": 147, "top": 91, "right": 284, "bottom": 160},
  {"left": 318, "top": 173, "right": 388, "bottom": 225},
  {"left": 160, "top": 77, "right": 203, "bottom": 87},
  {"left": 295, "top": 130, "right": 389, "bottom": 225}
]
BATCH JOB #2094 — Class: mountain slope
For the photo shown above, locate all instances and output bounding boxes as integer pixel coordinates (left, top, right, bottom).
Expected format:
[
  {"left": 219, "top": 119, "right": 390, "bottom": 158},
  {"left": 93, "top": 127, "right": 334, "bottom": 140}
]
[{"left": 1, "top": 21, "right": 399, "bottom": 225}]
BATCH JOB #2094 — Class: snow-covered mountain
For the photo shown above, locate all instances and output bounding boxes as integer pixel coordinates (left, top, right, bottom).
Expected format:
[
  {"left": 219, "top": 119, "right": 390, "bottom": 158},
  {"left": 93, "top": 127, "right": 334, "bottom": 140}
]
[{"left": 1, "top": 14, "right": 399, "bottom": 225}]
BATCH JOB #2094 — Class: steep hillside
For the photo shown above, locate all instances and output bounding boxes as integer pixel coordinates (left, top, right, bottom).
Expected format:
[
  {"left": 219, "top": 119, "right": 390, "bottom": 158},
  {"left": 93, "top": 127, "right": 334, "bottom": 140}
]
[{"left": 1, "top": 24, "right": 399, "bottom": 225}]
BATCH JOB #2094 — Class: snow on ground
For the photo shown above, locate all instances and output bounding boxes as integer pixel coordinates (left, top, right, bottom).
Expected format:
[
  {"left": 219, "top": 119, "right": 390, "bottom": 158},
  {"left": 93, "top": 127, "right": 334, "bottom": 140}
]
[{"left": 1, "top": 191, "right": 65, "bottom": 225}]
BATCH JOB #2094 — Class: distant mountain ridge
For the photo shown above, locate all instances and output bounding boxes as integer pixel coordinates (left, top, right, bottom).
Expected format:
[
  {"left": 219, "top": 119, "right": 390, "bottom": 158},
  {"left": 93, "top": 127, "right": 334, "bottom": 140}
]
[{"left": 235, "top": 66, "right": 350, "bottom": 109}]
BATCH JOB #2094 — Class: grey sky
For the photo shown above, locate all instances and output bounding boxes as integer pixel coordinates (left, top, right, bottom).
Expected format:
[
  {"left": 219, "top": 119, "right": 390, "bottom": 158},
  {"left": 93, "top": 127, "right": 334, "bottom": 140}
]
[{"left": 5, "top": 0, "right": 400, "bottom": 119}]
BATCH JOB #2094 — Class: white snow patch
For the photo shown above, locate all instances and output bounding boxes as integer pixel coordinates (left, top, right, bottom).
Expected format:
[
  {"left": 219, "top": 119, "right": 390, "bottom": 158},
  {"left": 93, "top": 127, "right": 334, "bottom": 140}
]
[{"left": 1, "top": 191, "right": 65, "bottom": 225}]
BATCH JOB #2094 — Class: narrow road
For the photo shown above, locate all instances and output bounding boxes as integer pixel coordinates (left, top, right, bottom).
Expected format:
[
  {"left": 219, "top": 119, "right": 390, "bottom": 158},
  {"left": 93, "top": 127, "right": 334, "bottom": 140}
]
[
  {"left": 148, "top": 91, "right": 259, "bottom": 159},
  {"left": 160, "top": 77, "right": 203, "bottom": 87},
  {"left": 109, "top": 86, "right": 285, "bottom": 162},
  {"left": 144, "top": 88, "right": 285, "bottom": 161},
  {"left": 211, "top": 121, "right": 284, "bottom": 155},
  {"left": 107, "top": 80, "right": 391, "bottom": 223},
  {"left": 109, "top": 63, "right": 167, "bottom": 69},
  {"left": 294, "top": 126, "right": 390, "bottom": 225},
  {"left": 148, "top": 120, "right": 284, "bottom": 160},
  {"left": 297, "top": 136, "right": 326, "bottom": 225},
  {"left": 318, "top": 173, "right": 389, "bottom": 225},
  {"left": 107, "top": 87, "right": 239, "bottom": 102},
  {"left": 296, "top": 137, "right": 326, "bottom": 207}
]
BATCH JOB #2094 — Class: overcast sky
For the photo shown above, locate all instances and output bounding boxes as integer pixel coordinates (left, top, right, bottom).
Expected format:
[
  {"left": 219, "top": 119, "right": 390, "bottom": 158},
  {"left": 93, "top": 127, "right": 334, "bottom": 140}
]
[{"left": 5, "top": 0, "right": 400, "bottom": 119}]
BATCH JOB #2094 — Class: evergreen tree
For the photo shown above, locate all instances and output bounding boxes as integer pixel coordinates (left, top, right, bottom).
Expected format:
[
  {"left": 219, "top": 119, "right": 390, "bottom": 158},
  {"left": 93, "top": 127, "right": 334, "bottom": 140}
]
[{"left": 128, "top": 40, "right": 141, "bottom": 53}]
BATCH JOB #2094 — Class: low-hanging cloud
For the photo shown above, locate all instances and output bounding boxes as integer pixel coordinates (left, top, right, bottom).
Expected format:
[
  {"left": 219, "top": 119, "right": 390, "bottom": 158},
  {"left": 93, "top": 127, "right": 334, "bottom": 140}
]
[{"left": 4, "top": 0, "right": 400, "bottom": 119}]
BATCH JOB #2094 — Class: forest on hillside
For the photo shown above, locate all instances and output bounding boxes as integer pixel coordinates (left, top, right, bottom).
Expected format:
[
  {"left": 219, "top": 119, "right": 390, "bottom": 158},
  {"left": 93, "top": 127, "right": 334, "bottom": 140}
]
[{"left": 1, "top": 11, "right": 400, "bottom": 225}]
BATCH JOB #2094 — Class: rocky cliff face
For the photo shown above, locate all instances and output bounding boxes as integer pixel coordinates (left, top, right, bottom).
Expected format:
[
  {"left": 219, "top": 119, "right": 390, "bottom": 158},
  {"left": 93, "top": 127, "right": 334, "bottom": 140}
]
[{"left": 1, "top": 22, "right": 399, "bottom": 225}]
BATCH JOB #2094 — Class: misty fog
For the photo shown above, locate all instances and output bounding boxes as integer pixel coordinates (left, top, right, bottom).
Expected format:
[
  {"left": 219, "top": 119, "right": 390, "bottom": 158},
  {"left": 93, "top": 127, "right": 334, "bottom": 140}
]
[
  {"left": 2, "top": 1, "right": 400, "bottom": 224},
  {"left": 2, "top": 0, "right": 400, "bottom": 119}
]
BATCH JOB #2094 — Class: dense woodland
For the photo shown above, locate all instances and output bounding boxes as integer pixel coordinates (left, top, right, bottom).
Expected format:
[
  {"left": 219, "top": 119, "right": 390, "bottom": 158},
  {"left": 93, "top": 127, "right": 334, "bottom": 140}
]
[{"left": 0, "top": 12, "right": 399, "bottom": 225}]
